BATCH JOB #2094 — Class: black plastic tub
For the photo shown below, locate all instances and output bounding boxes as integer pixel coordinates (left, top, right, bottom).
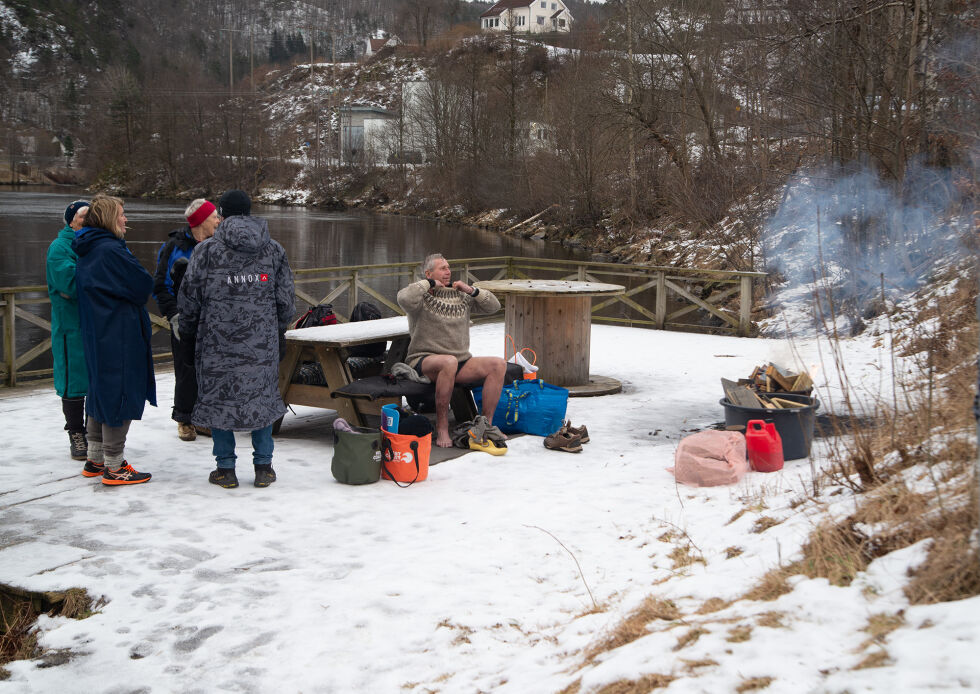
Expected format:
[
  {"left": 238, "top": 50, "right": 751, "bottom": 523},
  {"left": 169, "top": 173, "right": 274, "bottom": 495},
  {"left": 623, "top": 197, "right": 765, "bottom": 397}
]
[{"left": 720, "top": 393, "right": 820, "bottom": 460}]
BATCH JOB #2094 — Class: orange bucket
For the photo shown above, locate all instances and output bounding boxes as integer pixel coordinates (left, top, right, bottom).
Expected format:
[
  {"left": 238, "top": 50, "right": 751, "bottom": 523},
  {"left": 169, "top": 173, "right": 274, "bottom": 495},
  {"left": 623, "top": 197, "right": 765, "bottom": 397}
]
[{"left": 380, "top": 430, "right": 430, "bottom": 485}]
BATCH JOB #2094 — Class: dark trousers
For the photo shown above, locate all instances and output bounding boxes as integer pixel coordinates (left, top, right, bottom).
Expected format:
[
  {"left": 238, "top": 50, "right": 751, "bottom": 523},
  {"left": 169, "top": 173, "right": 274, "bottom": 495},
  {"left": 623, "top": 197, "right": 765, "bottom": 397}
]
[
  {"left": 62, "top": 396, "right": 86, "bottom": 433},
  {"left": 171, "top": 330, "right": 198, "bottom": 424}
]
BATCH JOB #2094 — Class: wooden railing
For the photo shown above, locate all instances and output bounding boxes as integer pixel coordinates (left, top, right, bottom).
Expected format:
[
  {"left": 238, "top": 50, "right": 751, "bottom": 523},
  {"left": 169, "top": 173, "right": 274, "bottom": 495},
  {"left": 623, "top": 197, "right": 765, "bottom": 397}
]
[{"left": 2, "top": 256, "right": 764, "bottom": 387}]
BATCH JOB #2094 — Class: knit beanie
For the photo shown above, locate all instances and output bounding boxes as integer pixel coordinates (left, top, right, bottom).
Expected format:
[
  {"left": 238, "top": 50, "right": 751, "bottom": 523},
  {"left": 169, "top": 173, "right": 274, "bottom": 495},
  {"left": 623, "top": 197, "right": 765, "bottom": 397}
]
[
  {"left": 186, "top": 200, "right": 216, "bottom": 228},
  {"left": 218, "top": 189, "right": 251, "bottom": 217},
  {"left": 64, "top": 200, "right": 90, "bottom": 225}
]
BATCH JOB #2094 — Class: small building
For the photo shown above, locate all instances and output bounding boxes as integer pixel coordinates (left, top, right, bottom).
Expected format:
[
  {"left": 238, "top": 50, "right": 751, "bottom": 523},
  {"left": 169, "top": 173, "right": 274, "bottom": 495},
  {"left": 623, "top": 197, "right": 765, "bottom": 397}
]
[
  {"left": 363, "top": 34, "right": 401, "bottom": 58},
  {"left": 480, "top": 0, "right": 573, "bottom": 33},
  {"left": 339, "top": 105, "right": 396, "bottom": 162}
]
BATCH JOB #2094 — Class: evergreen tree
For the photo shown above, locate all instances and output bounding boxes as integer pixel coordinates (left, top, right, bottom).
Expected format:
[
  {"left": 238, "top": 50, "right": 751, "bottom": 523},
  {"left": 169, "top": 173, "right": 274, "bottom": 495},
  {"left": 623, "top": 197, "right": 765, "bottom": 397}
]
[{"left": 269, "top": 30, "right": 286, "bottom": 63}]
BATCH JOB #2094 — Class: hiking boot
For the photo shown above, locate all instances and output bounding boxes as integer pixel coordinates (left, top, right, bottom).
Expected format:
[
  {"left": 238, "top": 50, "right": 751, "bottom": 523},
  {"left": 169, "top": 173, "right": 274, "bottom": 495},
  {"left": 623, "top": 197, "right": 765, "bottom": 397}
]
[
  {"left": 194, "top": 426, "right": 212, "bottom": 438},
  {"left": 81, "top": 459, "right": 104, "bottom": 477},
  {"left": 253, "top": 464, "right": 276, "bottom": 488},
  {"left": 177, "top": 423, "right": 196, "bottom": 441},
  {"left": 208, "top": 468, "right": 239, "bottom": 489},
  {"left": 68, "top": 430, "right": 88, "bottom": 460},
  {"left": 544, "top": 429, "right": 583, "bottom": 453},
  {"left": 102, "top": 462, "right": 151, "bottom": 486},
  {"left": 561, "top": 420, "right": 590, "bottom": 444}
]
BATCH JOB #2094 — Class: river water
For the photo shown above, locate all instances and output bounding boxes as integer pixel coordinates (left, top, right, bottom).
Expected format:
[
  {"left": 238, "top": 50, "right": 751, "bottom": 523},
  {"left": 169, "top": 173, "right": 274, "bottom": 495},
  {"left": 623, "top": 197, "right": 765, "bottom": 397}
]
[
  {"left": 0, "top": 187, "right": 585, "bottom": 288},
  {"left": 0, "top": 187, "right": 586, "bottom": 376}
]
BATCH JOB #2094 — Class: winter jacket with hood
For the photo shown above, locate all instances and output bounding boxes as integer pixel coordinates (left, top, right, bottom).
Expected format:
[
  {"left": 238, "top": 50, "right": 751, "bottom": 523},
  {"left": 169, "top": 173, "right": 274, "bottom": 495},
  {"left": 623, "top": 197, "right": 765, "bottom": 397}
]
[
  {"left": 46, "top": 224, "right": 88, "bottom": 398},
  {"left": 177, "top": 215, "right": 295, "bottom": 431},
  {"left": 152, "top": 227, "right": 198, "bottom": 320},
  {"left": 72, "top": 226, "right": 157, "bottom": 426}
]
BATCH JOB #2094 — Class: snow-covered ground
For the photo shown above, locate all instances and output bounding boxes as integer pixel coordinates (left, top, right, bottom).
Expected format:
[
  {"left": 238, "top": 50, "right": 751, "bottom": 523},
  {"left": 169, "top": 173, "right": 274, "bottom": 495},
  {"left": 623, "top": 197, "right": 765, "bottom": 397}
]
[{"left": 0, "top": 322, "right": 977, "bottom": 693}]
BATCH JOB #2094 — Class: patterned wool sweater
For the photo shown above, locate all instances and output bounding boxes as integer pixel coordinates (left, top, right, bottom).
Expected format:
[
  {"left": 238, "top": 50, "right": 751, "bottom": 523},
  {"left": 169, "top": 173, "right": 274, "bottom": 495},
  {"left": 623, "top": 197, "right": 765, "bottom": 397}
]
[{"left": 396, "top": 280, "right": 501, "bottom": 366}]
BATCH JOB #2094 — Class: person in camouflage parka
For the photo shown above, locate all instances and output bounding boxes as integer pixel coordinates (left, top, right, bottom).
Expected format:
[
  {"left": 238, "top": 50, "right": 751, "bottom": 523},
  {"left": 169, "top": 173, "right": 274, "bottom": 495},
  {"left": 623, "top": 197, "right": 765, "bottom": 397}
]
[{"left": 177, "top": 190, "right": 295, "bottom": 488}]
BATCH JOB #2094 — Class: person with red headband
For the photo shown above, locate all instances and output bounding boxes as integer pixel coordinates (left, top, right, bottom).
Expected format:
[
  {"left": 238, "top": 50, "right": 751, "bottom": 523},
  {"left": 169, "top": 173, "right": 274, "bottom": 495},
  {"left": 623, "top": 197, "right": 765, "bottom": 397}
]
[{"left": 152, "top": 198, "right": 220, "bottom": 441}]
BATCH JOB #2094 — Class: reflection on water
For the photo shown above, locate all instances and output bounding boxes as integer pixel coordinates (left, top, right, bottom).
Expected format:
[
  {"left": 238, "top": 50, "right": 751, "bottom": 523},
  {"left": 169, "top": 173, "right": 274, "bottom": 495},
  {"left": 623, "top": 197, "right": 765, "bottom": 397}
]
[{"left": 0, "top": 187, "right": 584, "bottom": 286}]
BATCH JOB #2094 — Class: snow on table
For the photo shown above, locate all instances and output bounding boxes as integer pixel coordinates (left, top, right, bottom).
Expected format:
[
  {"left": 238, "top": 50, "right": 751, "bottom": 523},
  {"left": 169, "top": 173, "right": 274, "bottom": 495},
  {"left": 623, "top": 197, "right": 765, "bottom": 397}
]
[{"left": 285, "top": 315, "right": 409, "bottom": 344}]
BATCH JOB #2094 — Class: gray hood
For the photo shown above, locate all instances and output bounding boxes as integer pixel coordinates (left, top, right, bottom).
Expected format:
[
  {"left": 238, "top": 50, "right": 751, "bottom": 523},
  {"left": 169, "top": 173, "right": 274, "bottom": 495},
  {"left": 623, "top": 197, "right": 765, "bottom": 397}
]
[{"left": 215, "top": 215, "right": 271, "bottom": 253}]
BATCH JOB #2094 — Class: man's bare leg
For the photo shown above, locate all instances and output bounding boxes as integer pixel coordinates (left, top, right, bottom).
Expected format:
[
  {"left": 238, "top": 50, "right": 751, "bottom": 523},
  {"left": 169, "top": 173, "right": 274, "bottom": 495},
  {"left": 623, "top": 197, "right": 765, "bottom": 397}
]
[
  {"left": 420, "top": 354, "right": 459, "bottom": 448},
  {"left": 457, "top": 356, "right": 508, "bottom": 435}
]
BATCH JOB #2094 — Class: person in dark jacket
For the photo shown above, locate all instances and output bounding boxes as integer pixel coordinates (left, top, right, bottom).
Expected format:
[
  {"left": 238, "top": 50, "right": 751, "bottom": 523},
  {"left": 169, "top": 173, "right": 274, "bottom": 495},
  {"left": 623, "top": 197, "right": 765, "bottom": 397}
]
[
  {"left": 153, "top": 198, "right": 220, "bottom": 442},
  {"left": 47, "top": 200, "right": 90, "bottom": 461},
  {"left": 177, "top": 189, "right": 295, "bottom": 489},
  {"left": 73, "top": 194, "right": 156, "bottom": 485}
]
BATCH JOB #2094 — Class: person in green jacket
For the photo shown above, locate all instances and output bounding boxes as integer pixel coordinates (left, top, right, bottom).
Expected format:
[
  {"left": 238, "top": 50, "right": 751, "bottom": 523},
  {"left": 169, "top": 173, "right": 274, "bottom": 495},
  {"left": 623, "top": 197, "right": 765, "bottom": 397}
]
[{"left": 46, "top": 200, "right": 90, "bottom": 460}]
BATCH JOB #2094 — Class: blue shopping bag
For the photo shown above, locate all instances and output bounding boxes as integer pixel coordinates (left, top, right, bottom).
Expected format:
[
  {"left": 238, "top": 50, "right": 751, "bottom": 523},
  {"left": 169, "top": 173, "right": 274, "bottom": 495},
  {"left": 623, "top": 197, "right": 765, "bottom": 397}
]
[{"left": 472, "top": 379, "right": 568, "bottom": 437}]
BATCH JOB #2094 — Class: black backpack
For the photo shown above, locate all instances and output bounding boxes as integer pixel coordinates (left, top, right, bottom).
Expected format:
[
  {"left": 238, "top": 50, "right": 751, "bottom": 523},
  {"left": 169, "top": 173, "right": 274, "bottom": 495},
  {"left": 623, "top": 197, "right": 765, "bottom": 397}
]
[
  {"left": 348, "top": 302, "right": 386, "bottom": 358},
  {"left": 293, "top": 303, "right": 338, "bottom": 329}
]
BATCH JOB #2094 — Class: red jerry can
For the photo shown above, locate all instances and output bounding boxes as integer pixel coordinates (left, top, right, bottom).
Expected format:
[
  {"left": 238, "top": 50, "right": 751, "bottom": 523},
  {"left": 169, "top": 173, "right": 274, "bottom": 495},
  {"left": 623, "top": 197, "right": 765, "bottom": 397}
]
[{"left": 745, "top": 420, "right": 784, "bottom": 472}]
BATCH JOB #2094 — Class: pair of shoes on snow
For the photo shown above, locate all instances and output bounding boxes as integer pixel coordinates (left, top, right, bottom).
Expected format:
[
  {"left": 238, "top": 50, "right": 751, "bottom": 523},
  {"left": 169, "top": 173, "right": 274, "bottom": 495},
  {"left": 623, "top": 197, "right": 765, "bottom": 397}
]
[
  {"left": 544, "top": 421, "right": 590, "bottom": 453},
  {"left": 209, "top": 465, "right": 276, "bottom": 489},
  {"left": 82, "top": 460, "right": 152, "bottom": 485}
]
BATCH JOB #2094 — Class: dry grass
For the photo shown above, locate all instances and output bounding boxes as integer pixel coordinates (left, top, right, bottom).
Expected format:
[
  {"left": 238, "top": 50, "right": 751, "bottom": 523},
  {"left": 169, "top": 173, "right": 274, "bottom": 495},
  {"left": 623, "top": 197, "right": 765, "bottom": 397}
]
[
  {"left": 858, "top": 612, "right": 905, "bottom": 650},
  {"left": 696, "top": 597, "right": 730, "bottom": 614},
  {"left": 594, "top": 674, "right": 676, "bottom": 693},
  {"left": 755, "top": 611, "right": 786, "bottom": 629},
  {"left": 726, "top": 508, "right": 747, "bottom": 525},
  {"left": 726, "top": 624, "right": 753, "bottom": 642},
  {"left": 742, "top": 567, "right": 794, "bottom": 602},
  {"left": 672, "top": 627, "right": 708, "bottom": 651},
  {"left": 735, "top": 676, "right": 774, "bottom": 691},
  {"left": 681, "top": 658, "right": 718, "bottom": 672},
  {"left": 853, "top": 650, "right": 891, "bottom": 669},
  {"left": 0, "top": 600, "right": 39, "bottom": 667},
  {"left": 725, "top": 546, "right": 744, "bottom": 559},
  {"left": 750, "top": 516, "right": 782, "bottom": 534},
  {"left": 669, "top": 544, "right": 705, "bottom": 569},
  {"left": 905, "top": 512, "right": 980, "bottom": 604},
  {"left": 584, "top": 597, "right": 681, "bottom": 662},
  {"left": 0, "top": 587, "right": 94, "bottom": 673}
]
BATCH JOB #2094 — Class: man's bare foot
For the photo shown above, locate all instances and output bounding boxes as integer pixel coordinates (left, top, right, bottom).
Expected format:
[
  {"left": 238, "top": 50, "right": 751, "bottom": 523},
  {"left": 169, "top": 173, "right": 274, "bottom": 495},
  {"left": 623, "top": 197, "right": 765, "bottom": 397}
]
[{"left": 435, "top": 432, "right": 453, "bottom": 448}]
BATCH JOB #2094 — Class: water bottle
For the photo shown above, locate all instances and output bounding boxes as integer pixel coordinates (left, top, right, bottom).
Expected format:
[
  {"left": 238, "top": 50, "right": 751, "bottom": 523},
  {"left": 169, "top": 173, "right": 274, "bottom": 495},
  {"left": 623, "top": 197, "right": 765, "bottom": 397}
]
[{"left": 745, "top": 419, "right": 784, "bottom": 472}]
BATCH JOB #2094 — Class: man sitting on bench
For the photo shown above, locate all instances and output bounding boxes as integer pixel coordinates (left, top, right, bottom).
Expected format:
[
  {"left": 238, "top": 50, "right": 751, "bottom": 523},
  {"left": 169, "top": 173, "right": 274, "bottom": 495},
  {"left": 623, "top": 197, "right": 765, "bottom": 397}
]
[{"left": 397, "top": 253, "right": 507, "bottom": 448}]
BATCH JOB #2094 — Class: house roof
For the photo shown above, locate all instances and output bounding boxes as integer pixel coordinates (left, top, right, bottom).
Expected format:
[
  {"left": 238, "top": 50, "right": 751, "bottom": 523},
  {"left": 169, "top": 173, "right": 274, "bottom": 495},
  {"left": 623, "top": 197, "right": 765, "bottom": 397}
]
[
  {"left": 551, "top": 9, "right": 563, "bottom": 18},
  {"left": 481, "top": 0, "right": 535, "bottom": 18},
  {"left": 369, "top": 38, "right": 387, "bottom": 52}
]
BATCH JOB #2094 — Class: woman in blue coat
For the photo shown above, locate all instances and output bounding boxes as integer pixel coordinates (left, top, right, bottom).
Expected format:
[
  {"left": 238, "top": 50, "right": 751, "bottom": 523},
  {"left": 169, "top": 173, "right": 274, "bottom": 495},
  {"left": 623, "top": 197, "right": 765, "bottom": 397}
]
[
  {"left": 73, "top": 194, "right": 156, "bottom": 486},
  {"left": 46, "top": 200, "right": 90, "bottom": 461}
]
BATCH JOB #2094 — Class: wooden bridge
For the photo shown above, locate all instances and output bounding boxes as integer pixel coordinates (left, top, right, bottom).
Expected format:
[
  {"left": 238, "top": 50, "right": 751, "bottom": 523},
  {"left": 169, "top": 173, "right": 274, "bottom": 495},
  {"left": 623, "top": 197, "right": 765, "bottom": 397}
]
[{"left": 1, "top": 256, "right": 765, "bottom": 387}]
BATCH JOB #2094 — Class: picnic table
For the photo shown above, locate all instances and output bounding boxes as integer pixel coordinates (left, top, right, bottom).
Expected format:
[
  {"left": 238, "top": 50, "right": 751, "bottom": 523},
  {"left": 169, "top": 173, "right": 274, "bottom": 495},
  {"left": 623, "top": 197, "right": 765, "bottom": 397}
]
[
  {"left": 277, "top": 316, "right": 410, "bottom": 427},
  {"left": 474, "top": 279, "right": 625, "bottom": 395}
]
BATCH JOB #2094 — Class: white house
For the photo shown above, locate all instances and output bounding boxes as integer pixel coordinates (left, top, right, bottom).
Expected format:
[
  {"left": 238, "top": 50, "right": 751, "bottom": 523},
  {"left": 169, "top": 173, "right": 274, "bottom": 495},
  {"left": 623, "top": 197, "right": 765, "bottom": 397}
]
[
  {"left": 363, "top": 34, "right": 401, "bottom": 58},
  {"left": 480, "top": 0, "right": 573, "bottom": 33}
]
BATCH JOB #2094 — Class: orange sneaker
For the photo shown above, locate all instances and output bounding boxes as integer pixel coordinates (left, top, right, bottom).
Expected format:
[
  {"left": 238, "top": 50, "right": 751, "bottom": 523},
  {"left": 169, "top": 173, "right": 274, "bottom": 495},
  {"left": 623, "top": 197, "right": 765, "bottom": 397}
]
[
  {"left": 81, "top": 460, "right": 104, "bottom": 477},
  {"left": 102, "top": 462, "right": 152, "bottom": 486}
]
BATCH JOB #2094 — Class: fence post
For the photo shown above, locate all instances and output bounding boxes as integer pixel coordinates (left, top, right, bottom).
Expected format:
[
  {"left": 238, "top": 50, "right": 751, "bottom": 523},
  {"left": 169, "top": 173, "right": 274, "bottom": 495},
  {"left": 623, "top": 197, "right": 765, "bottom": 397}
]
[
  {"left": 739, "top": 275, "right": 753, "bottom": 337},
  {"left": 351, "top": 270, "right": 359, "bottom": 311},
  {"left": 655, "top": 272, "right": 666, "bottom": 329},
  {"left": 3, "top": 292, "right": 15, "bottom": 387}
]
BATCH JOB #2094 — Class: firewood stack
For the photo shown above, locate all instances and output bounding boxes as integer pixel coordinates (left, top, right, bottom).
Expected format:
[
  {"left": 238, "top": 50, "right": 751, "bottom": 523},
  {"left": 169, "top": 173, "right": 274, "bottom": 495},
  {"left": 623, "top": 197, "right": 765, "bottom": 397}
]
[{"left": 722, "top": 363, "right": 813, "bottom": 410}]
